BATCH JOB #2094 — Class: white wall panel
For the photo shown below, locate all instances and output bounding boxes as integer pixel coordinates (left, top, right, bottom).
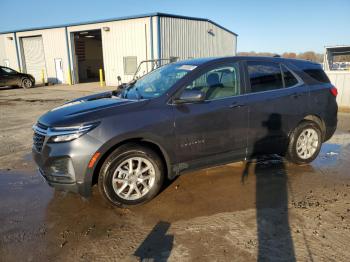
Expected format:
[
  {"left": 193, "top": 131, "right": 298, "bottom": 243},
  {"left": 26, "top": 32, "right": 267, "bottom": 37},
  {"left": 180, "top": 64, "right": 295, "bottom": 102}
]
[
  {"left": 0, "top": 33, "right": 20, "bottom": 70},
  {"left": 0, "top": 35, "right": 6, "bottom": 65}
]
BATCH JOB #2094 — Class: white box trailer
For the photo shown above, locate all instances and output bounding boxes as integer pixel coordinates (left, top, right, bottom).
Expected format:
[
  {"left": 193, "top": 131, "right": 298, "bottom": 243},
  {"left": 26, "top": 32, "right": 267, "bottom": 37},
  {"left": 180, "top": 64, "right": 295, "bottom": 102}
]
[{"left": 324, "top": 45, "right": 350, "bottom": 108}]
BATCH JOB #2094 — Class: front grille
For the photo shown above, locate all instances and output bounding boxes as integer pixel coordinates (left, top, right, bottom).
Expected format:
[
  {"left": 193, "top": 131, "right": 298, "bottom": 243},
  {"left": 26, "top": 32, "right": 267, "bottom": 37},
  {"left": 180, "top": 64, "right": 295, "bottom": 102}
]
[
  {"left": 33, "top": 122, "right": 48, "bottom": 152},
  {"left": 33, "top": 132, "right": 45, "bottom": 152}
]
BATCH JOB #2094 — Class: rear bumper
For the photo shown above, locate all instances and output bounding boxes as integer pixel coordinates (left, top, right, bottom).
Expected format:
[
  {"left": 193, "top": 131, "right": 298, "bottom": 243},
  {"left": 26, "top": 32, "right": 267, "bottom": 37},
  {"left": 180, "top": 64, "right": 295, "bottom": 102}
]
[{"left": 324, "top": 124, "right": 337, "bottom": 142}]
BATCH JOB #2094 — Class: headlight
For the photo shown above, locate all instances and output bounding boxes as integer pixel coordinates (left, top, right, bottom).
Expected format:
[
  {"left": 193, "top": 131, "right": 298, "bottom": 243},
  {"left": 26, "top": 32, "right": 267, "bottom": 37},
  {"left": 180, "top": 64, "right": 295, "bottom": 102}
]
[{"left": 48, "top": 122, "right": 99, "bottom": 143}]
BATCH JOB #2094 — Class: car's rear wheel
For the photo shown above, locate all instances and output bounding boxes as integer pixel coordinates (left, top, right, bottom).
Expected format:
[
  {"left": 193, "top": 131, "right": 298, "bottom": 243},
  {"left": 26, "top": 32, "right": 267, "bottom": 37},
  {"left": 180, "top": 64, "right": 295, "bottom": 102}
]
[
  {"left": 286, "top": 121, "right": 322, "bottom": 164},
  {"left": 98, "top": 144, "right": 164, "bottom": 207},
  {"left": 21, "top": 78, "right": 33, "bottom": 89}
]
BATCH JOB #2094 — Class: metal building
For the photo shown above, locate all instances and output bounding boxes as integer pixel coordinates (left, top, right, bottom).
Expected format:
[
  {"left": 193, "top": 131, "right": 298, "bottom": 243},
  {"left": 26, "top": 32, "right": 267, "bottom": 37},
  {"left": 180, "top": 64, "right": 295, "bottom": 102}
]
[{"left": 0, "top": 13, "right": 237, "bottom": 86}]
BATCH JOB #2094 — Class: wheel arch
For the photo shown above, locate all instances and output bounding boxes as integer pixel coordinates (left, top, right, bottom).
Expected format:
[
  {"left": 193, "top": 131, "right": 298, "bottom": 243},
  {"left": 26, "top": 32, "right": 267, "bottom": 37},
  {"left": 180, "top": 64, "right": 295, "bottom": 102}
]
[
  {"left": 289, "top": 114, "right": 326, "bottom": 141},
  {"left": 91, "top": 138, "right": 172, "bottom": 186},
  {"left": 303, "top": 114, "right": 326, "bottom": 140}
]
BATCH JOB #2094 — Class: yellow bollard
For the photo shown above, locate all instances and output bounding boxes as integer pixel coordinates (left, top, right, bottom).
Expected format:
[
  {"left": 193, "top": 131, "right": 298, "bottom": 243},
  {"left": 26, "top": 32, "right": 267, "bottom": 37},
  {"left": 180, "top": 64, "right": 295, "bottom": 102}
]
[
  {"left": 41, "top": 69, "right": 45, "bottom": 85},
  {"left": 67, "top": 69, "right": 72, "bottom": 85},
  {"left": 99, "top": 69, "right": 105, "bottom": 87}
]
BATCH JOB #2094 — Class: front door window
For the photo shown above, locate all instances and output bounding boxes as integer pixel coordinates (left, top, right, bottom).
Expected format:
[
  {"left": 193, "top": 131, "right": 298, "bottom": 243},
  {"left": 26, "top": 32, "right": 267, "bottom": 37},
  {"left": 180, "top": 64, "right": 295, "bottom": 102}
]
[{"left": 184, "top": 64, "right": 241, "bottom": 100}]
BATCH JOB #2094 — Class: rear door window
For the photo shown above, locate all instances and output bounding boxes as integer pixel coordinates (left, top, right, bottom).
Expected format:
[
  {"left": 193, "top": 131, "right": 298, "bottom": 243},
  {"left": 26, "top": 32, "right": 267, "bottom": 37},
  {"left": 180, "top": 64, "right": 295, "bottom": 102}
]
[{"left": 247, "top": 61, "right": 283, "bottom": 92}]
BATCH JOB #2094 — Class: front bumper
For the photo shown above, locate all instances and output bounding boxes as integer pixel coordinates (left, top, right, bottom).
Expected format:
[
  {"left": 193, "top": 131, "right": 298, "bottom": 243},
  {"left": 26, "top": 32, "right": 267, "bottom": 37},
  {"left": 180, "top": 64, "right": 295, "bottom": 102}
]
[
  {"left": 38, "top": 168, "right": 80, "bottom": 193},
  {"left": 32, "top": 133, "right": 103, "bottom": 197}
]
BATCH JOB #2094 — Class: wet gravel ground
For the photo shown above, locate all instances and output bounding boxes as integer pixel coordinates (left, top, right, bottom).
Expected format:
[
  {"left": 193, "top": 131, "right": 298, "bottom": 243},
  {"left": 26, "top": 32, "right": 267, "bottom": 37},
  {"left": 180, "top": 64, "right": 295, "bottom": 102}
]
[{"left": 1, "top": 85, "right": 350, "bottom": 261}]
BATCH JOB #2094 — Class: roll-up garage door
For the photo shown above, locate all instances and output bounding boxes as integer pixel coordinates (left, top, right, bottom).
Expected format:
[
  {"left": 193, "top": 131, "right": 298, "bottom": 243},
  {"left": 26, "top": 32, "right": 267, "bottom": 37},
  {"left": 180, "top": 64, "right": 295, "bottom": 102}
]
[{"left": 21, "top": 36, "right": 46, "bottom": 84}]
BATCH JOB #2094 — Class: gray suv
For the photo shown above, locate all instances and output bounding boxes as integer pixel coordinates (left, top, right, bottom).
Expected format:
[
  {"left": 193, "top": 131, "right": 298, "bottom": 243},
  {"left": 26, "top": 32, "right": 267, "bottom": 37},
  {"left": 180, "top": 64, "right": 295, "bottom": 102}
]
[{"left": 32, "top": 57, "right": 338, "bottom": 206}]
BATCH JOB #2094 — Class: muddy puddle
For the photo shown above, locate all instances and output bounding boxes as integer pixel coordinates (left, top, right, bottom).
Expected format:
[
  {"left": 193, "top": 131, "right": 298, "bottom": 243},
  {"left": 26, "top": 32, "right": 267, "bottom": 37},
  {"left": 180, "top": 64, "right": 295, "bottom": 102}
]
[{"left": 0, "top": 130, "right": 350, "bottom": 261}]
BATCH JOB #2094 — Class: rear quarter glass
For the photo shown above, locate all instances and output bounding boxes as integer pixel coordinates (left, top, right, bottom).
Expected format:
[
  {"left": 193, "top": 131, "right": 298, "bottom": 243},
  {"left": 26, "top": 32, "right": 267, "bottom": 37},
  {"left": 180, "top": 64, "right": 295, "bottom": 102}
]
[{"left": 291, "top": 60, "right": 330, "bottom": 84}]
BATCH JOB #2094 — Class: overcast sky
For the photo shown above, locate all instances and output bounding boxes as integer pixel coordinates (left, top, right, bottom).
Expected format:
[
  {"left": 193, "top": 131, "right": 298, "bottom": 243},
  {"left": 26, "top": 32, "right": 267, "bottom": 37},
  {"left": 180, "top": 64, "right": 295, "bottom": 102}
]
[{"left": 1, "top": 0, "right": 349, "bottom": 53}]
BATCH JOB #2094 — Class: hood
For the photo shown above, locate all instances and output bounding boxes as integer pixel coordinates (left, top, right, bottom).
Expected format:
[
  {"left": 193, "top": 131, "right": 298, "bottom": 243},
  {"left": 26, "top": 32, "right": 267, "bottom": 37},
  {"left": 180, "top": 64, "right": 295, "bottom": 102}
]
[{"left": 38, "top": 91, "right": 139, "bottom": 127}]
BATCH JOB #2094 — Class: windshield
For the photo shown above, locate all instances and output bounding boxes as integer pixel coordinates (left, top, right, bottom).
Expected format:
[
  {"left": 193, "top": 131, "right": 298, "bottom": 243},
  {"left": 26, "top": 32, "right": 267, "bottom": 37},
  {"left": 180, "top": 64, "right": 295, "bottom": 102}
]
[
  {"left": 1, "top": 67, "right": 17, "bottom": 74},
  {"left": 121, "top": 63, "right": 197, "bottom": 99}
]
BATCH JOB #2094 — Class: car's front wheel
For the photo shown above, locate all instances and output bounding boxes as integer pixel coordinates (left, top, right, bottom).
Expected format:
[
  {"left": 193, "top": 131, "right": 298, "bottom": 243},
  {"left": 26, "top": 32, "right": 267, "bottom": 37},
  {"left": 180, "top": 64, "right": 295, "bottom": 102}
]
[
  {"left": 21, "top": 78, "right": 34, "bottom": 89},
  {"left": 286, "top": 121, "right": 322, "bottom": 164},
  {"left": 98, "top": 144, "right": 164, "bottom": 207}
]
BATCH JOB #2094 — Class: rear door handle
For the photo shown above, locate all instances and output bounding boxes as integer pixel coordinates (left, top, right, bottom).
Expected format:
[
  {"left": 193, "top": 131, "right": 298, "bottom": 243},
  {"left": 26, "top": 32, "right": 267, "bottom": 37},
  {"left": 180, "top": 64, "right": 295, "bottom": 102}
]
[{"left": 229, "top": 102, "right": 246, "bottom": 109}]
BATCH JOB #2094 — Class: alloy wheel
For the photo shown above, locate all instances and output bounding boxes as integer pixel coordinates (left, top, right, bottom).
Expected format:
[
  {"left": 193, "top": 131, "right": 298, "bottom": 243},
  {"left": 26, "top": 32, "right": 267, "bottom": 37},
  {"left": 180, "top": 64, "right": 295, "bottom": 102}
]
[
  {"left": 296, "top": 128, "right": 319, "bottom": 159},
  {"left": 111, "top": 157, "right": 156, "bottom": 200}
]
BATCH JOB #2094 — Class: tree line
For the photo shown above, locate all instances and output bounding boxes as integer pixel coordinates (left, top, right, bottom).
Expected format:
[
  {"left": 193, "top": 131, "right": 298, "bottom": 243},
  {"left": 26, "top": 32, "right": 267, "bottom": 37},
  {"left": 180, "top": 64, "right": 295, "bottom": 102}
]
[{"left": 237, "top": 51, "right": 324, "bottom": 63}]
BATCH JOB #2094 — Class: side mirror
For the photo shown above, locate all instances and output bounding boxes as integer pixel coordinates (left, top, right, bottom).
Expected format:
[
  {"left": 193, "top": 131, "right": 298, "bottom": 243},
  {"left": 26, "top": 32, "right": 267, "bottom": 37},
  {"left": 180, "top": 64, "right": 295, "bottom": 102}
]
[{"left": 173, "top": 89, "right": 205, "bottom": 104}]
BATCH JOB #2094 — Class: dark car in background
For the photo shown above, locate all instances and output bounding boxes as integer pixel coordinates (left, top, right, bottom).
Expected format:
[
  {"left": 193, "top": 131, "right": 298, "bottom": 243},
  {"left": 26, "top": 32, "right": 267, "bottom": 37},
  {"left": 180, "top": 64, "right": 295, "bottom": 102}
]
[
  {"left": 0, "top": 66, "right": 35, "bottom": 88},
  {"left": 32, "top": 56, "right": 338, "bottom": 207}
]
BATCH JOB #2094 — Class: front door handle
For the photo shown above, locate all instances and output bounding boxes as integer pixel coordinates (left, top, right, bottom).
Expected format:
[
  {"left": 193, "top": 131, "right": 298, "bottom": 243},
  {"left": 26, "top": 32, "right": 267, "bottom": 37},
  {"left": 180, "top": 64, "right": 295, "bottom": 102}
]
[
  {"left": 291, "top": 93, "right": 302, "bottom": 99},
  {"left": 229, "top": 102, "right": 246, "bottom": 109}
]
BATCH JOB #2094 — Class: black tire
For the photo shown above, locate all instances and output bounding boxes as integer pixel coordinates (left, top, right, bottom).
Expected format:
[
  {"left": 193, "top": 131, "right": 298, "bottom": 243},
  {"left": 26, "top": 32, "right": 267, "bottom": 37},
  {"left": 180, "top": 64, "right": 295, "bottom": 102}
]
[
  {"left": 98, "top": 143, "right": 164, "bottom": 207},
  {"left": 286, "top": 121, "right": 322, "bottom": 165},
  {"left": 21, "top": 78, "right": 33, "bottom": 89}
]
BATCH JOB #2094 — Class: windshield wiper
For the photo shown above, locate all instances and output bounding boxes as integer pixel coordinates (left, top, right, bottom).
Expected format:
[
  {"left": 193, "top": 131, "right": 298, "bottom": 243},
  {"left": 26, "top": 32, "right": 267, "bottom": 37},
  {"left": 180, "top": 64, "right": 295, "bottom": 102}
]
[
  {"left": 112, "top": 80, "right": 137, "bottom": 99},
  {"left": 134, "top": 87, "right": 143, "bottom": 100},
  {"left": 120, "top": 80, "right": 143, "bottom": 100},
  {"left": 113, "top": 79, "right": 137, "bottom": 95}
]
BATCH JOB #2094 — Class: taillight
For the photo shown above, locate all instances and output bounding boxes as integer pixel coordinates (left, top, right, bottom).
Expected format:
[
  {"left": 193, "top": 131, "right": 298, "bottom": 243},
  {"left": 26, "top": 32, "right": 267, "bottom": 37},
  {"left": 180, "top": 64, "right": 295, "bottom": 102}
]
[{"left": 330, "top": 86, "right": 338, "bottom": 97}]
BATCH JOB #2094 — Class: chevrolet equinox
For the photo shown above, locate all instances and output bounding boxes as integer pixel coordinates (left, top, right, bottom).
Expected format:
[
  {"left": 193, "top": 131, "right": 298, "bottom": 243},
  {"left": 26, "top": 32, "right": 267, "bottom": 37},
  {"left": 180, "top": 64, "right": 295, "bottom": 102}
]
[{"left": 32, "top": 57, "right": 338, "bottom": 206}]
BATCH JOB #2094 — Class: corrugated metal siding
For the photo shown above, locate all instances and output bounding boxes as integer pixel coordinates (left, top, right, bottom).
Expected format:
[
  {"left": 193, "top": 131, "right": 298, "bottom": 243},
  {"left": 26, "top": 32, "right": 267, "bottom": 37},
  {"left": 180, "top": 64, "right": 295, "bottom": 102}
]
[
  {"left": 160, "top": 17, "right": 236, "bottom": 60},
  {"left": 68, "top": 17, "right": 150, "bottom": 85},
  {"left": 0, "top": 35, "right": 6, "bottom": 65},
  {"left": 152, "top": 16, "right": 159, "bottom": 60},
  {"left": 0, "top": 33, "right": 19, "bottom": 70},
  {"left": 16, "top": 28, "right": 68, "bottom": 84},
  {"left": 21, "top": 36, "right": 47, "bottom": 84}
]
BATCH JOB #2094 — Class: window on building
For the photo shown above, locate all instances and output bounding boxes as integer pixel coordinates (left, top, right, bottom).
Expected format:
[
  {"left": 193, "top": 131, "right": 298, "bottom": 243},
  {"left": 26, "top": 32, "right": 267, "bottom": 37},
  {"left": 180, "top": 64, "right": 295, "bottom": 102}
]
[
  {"left": 247, "top": 61, "right": 283, "bottom": 92},
  {"left": 123, "top": 56, "right": 138, "bottom": 75}
]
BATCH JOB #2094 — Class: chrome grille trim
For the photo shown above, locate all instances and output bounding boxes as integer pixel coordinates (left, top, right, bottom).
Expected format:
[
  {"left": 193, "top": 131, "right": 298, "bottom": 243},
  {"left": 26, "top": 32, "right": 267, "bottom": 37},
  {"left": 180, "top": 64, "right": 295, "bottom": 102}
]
[
  {"left": 36, "top": 122, "right": 48, "bottom": 130},
  {"left": 32, "top": 123, "right": 48, "bottom": 152}
]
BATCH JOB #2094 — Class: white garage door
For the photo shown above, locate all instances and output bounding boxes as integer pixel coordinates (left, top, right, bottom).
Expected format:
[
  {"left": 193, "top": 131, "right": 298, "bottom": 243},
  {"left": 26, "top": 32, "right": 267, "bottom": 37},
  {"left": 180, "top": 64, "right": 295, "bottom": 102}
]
[{"left": 21, "top": 36, "right": 46, "bottom": 84}]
